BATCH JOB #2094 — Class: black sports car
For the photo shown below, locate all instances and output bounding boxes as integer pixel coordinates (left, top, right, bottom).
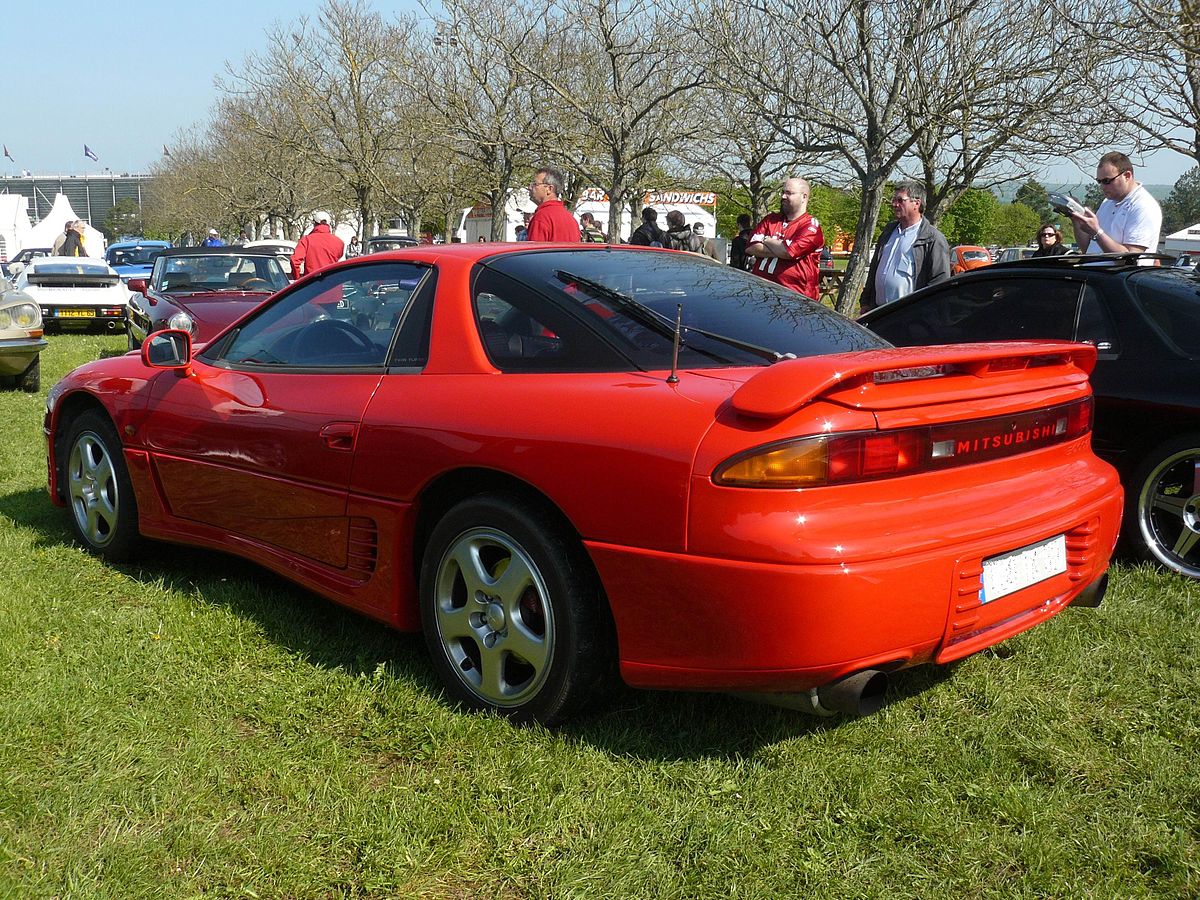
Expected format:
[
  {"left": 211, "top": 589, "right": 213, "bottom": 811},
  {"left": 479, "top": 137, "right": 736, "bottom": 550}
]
[{"left": 861, "top": 253, "right": 1200, "bottom": 579}]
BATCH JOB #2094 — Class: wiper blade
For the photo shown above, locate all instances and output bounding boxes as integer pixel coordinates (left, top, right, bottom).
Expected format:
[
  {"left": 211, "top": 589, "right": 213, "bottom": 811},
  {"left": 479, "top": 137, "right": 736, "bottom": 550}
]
[
  {"left": 554, "top": 269, "right": 788, "bottom": 364},
  {"left": 554, "top": 269, "right": 676, "bottom": 336}
]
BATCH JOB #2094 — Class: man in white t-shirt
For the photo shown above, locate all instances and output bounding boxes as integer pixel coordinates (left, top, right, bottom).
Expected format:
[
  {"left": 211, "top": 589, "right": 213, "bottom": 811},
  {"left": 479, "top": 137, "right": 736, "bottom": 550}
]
[{"left": 1070, "top": 151, "right": 1162, "bottom": 259}]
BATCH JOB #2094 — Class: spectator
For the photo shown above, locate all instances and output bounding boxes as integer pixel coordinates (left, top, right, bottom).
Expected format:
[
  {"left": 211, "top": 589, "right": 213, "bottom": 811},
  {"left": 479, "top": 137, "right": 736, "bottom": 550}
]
[
  {"left": 693, "top": 222, "right": 718, "bottom": 259},
  {"left": 291, "top": 211, "right": 345, "bottom": 280},
  {"left": 60, "top": 220, "right": 87, "bottom": 257},
  {"left": 860, "top": 181, "right": 951, "bottom": 312},
  {"left": 729, "top": 213, "right": 753, "bottom": 270},
  {"left": 628, "top": 207, "right": 667, "bottom": 247},
  {"left": 346, "top": 235, "right": 361, "bottom": 258},
  {"left": 745, "top": 177, "right": 825, "bottom": 299},
  {"left": 1031, "top": 224, "right": 1068, "bottom": 257},
  {"left": 579, "top": 212, "right": 606, "bottom": 243},
  {"left": 820, "top": 245, "right": 832, "bottom": 267},
  {"left": 515, "top": 225, "right": 529, "bottom": 241},
  {"left": 525, "top": 166, "right": 580, "bottom": 241},
  {"left": 665, "top": 210, "right": 705, "bottom": 253},
  {"left": 202, "top": 228, "right": 224, "bottom": 247},
  {"left": 1069, "top": 151, "right": 1162, "bottom": 259},
  {"left": 52, "top": 220, "right": 75, "bottom": 255}
]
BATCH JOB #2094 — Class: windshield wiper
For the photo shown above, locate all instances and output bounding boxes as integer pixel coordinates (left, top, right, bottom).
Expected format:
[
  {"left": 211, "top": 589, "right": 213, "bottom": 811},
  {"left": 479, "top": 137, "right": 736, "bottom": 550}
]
[{"left": 554, "top": 269, "right": 789, "bottom": 364}]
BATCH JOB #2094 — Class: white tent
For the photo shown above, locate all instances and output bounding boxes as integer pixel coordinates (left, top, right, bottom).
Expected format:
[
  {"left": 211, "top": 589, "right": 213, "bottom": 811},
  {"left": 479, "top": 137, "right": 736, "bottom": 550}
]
[
  {"left": 23, "top": 194, "right": 106, "bottom": 257},
  {"left": 1162, "top": 222, "right": 1200, "bottom": 253},
  {"left": 0, "top": 194, "right": 32, "bottom": 263}
]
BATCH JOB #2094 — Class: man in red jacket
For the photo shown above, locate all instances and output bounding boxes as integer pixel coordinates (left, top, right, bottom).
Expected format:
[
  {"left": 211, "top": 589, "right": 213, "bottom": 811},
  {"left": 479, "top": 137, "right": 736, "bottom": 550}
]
[
  {"left": 745, "top": 177, "right": 825, "bottom": 300},
  {"left": 291, "top": 211, "right": 345, "bottom": 279},
  {"left": 525, "top": 167, "right": 581, "bottom": 242}
]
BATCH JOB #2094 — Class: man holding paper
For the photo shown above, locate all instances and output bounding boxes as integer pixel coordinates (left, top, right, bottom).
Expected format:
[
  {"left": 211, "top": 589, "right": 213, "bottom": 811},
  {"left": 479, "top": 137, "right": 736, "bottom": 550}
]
[{"left": 1069, "top": 151, "right": 1162, "bottom": 257}]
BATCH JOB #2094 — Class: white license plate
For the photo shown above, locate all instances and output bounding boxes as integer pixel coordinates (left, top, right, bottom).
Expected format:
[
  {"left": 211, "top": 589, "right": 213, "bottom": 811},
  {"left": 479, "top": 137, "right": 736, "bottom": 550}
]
[{"left": 981, "top": 534, "right": 1067, "bottom": 603}]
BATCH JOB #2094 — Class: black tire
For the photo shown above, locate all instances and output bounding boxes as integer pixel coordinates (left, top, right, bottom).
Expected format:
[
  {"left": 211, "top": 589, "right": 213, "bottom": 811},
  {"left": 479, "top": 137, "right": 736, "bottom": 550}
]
[
  {"left": 62, "top": 410, "right": 141, "bottom": 562},
  {"left": 18, "top": 356, "right": 40, "bottom": 393},
  {"left": 418, "top": 492, "right": 615, "bottom": 725},
  {"left": 1127, "top": 433, "right": 1200, "bottom": 579}
]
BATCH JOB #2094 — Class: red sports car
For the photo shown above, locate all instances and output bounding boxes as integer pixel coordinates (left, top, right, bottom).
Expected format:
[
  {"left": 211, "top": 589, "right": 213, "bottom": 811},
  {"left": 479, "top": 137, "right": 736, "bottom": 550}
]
[{"left": 45, "top": 244, "right": 1122, "bottom": 724}]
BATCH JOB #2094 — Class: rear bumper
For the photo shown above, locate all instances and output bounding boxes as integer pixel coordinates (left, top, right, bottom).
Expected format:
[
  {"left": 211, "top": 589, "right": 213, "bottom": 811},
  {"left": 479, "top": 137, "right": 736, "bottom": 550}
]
[{"left": 587, "top": 481, "right": 1121, "bottom": 693}]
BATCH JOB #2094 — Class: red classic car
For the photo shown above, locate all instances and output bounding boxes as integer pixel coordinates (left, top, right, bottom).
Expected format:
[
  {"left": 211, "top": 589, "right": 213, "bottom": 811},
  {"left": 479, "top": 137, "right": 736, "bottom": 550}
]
[
  {"left": 951, "top": 245, "right": 993, "bottom": 275},
  {"left": 45, "top": 244, "right": 1122, "bottom": 724},
  {"left": 125, "top": 247, "right": 291, "bottom": 351}
]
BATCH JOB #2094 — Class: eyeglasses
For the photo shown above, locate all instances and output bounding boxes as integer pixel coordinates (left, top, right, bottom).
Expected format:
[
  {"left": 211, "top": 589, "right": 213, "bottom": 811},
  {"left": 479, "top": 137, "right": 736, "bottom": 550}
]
[
  {"left": 1040, "top": 232, "right": 1056, "bottom": 238},
  {"left": 891, "top": 197, "right": 917, "bottom": 205},
  {"left": 1096, "top": 171, "right": 1129, "bottom": 185}
]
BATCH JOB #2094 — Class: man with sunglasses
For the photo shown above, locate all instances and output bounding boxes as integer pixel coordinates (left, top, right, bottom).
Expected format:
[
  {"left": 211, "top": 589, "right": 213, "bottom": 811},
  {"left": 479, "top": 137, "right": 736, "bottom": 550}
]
[{"left": 1069, "top": 152, "right": 1161, "bottom": 259}]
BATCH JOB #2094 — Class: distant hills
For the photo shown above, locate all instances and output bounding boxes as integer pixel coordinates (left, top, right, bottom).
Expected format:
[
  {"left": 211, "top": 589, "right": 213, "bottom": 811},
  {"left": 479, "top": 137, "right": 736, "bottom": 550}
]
[{"left": 996, "top": 183, "right": 1174, "bottom": 202}]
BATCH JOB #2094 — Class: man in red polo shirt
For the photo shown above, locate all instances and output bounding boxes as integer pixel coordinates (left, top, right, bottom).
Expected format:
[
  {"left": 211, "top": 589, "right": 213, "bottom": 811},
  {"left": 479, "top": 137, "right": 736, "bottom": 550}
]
[
  {"left": 526, "top": 167, "right": 581, "bottom": 242},
  {"left": 745, "top": 177, "right": 824, "bottom": 300}
]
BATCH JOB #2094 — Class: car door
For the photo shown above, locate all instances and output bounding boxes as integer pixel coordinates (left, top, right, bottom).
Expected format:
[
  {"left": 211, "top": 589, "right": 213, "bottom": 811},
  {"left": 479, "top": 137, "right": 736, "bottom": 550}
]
[{"left": 138, "top": 261, "right": 433, "bottom": 569}]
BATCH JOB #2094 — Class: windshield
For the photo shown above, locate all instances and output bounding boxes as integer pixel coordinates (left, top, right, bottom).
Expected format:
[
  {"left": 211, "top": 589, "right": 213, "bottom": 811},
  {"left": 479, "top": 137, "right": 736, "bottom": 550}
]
[
  {"left": 107, "top": 246, "right": 164, "bottom": 267},
  {"left": 150, "top": 254, "right": 291, "bottom": 293},
  {"left": 485, "top": 249, "right": 885, "bottom": 369}
]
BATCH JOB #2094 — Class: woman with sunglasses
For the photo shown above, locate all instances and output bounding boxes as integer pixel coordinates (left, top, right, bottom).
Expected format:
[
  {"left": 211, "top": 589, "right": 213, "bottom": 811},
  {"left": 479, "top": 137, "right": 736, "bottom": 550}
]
[{"left": 1031, "top": 224, "right": 1068, "bottom": 257}]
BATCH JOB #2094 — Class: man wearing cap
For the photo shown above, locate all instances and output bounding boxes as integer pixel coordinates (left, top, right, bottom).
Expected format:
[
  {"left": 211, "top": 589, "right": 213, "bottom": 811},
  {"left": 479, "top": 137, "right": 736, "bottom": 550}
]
[
  {"left": 291, "top": 212, "right": 344, "bottom": 280},
  {"left": 202, "top": 228, "right": 225, "bottom": 247}
]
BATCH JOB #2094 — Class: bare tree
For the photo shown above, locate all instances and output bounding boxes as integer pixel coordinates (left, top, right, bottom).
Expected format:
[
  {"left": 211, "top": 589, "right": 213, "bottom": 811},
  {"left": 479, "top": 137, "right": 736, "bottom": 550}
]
[
  {"left": 709, "top": 0, "right": 980, "bottom": 314},
  {"left": 902, "top": 0, "right": 1115, "bottom": 223},
  {"left": 463, "top": 0, "right": 707, "bottom": 238},
  {"left": 224, "top": 0, "right": 417, "bottom": 234},
  {"left": 1069, "top": 0, "right": 1200, "bottom": 166}
]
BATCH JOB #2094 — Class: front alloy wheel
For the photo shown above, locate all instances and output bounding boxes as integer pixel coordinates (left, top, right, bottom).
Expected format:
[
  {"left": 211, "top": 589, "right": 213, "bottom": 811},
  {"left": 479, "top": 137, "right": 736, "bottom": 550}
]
[
  {"left": 1132, "top": 435, "right": 1200, "bottom": 579},
  {"left": 63, "top": 410, "right": 140, "bottom": 561}
]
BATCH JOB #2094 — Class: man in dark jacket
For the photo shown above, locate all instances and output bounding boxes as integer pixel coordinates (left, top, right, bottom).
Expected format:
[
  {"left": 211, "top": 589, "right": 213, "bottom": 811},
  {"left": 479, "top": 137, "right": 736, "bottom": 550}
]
[
  {"left": 291, "top": 212, "right": 344, "bottom": 280},
  {"left": 729, "top": 214, "right": 753, "bottom": 270},
  {"left": 859, "top": 182, "right": 951, "bottom": 312},
  {"left": 628, "top": 207, "right": 667, "bottom": 247},
  {"left": 664, "top": 210, "right": 705, "bottom": 253}
]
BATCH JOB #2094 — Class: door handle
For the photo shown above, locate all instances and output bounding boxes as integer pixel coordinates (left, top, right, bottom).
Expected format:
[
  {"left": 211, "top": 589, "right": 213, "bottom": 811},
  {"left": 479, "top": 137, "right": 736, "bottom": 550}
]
[{"left": 320, "top": 422, "right": 358, "bottom": 451}]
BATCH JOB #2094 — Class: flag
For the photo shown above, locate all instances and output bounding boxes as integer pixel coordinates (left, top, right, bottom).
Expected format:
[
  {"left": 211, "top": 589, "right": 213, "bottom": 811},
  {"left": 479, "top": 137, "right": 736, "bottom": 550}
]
[
  {"left": 2, "top": 144, "right": 12, "bottom": 162},
  {"left": 162, "top": 145, "right": 171, "bottom": 157},
  {"left": 84, "top": 144, "right": 98, "bottom": 161}
]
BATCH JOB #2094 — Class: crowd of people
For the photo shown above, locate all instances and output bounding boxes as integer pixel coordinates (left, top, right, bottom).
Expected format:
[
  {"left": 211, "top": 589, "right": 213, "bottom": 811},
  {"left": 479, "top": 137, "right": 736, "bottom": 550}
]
[{"left": 181, "top": 150, "right": 1164, "bottom": 306}]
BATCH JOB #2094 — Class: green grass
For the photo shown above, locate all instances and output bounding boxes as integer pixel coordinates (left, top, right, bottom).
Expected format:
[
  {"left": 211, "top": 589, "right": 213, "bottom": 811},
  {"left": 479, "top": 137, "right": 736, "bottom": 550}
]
[{"left": 1, "top": 335, "right": 1197, "bottom": 898}]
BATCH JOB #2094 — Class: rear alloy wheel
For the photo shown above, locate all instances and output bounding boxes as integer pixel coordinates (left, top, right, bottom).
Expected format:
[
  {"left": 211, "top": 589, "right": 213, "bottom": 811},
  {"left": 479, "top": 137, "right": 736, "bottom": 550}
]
[
  {"left": 18, "top": 356, "right": 40, "bottom": 393},
  {"left": 1130, "top": 434, "right": 1200, "bottom": 579},
  {"left": 63, "top": 410, "right": 140, "bottom": 562},
  {"left": 419, "top": 493, "right": 613, "bottom": 725}
]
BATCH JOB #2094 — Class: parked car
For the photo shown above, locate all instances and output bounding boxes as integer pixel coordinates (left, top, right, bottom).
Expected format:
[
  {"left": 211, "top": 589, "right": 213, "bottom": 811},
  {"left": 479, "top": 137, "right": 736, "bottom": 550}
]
[
  {"left": 105, "top": 240, "right": 171, "bottom": 284},
  {"left": 243, "top": 239, "right": 297, "bottom": 274},
  {"left": 3, "top": 247, "right": 52, "bottom": 278},
  {"left": 46, "top": 244, "right": 1120, "bottom": 724},
  {"left": 13, "top": 257, "right": 128, "bottom": 334},
  {"left": 125, "top": 247, "right": 291, "bottom": 350},
  {"left": 366, "top": 234, "right": 420, "bottom": 254},
  {"left": 951, "top": 245, "right": 992, "bottom": 275},
  {"left": 860, "top": 252, "right": 1200, "bottom": 579},
  {"left": 0, "top": 280, "right": 46, "bottom": 391},
  {"left": 995, "top": 246, "right": 1036, "bottom": 264}
]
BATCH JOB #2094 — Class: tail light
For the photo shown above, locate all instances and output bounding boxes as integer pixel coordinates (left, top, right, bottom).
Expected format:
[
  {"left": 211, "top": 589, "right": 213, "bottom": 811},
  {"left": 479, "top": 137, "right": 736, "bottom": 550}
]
[{"left": 714, "top": 398, "right": 1092, "bottom": 488}]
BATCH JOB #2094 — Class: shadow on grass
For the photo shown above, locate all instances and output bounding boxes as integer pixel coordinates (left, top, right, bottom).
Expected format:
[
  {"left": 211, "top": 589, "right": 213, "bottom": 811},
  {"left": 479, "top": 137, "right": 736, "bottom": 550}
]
[{"left": 1, "top": 484, "right": 959, "bottom": 760}]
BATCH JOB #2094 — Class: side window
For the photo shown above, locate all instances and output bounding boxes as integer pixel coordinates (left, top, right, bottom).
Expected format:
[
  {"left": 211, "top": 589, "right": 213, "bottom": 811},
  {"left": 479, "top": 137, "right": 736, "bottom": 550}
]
[
  {"left": 210, "top": 262, "right": 430, "bottom": 369},
  {"left": 472, "top": 268, "right": 623, "bottom": 372},
  {"left": 1075, "top": 285, "right": 1118, "bottom": 354}
]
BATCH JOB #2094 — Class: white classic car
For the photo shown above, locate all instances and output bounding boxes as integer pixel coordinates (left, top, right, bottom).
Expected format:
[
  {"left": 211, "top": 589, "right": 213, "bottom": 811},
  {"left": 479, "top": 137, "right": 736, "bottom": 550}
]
[{"left": 11, "top": 257, "right": 129, "bottom": 334}]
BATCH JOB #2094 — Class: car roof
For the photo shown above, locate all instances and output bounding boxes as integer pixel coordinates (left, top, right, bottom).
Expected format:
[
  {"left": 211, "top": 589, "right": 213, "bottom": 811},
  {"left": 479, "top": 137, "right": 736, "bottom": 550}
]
[
  {"left": 982, "top": 251, "right": 1177, "bottom": 272},
  {"left": 156, "top": 246, "right": 285, "bottom": 258},
  {"left": 108, "top": 240, "right": 171, "bottom": 250}
]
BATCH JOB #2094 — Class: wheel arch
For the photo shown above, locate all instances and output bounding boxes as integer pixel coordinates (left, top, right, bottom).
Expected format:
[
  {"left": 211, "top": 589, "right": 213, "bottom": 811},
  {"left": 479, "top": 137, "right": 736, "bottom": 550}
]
[
  {"left": 50, "top": 393, "right": 119, "bottom": 503},
  {"left": 409, "top": 467, "right": 617, "bottom": 644}
]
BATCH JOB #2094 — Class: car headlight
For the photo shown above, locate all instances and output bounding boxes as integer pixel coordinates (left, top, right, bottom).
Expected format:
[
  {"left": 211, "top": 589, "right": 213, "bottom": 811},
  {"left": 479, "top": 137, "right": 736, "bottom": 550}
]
[
  {"left": 167, "top": 311, "right": 196, "bottom": 336},
  {"left": 0, "top": 302, "right": 40, "bottom": 330}
]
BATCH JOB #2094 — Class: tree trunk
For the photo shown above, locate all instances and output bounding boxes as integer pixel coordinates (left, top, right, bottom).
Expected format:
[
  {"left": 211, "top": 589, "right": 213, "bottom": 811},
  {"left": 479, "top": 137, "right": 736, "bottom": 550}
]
[{"left": 836, "top": 179, "right": 887, "bottom": 317}]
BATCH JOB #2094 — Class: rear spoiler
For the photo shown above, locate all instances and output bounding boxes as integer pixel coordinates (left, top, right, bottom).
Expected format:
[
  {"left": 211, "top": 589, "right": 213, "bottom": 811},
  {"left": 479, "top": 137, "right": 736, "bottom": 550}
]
[{"left": 730, "top": 342, "right": 1096, "bottom": 419}]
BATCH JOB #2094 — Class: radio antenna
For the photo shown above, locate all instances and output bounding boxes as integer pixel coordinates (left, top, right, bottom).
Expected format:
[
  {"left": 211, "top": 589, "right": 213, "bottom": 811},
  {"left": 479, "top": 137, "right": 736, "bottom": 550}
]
[{"left": 667, "top": 304, "right": 682, "bottom": 384}]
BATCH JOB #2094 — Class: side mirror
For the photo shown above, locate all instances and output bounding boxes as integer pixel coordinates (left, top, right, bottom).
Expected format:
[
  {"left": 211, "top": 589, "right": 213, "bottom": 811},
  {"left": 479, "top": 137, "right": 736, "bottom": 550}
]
[
  {"left": 127, "top": 278, "right": 148, "bottom": 294},
  {"left": 141, "top": 329, "right": 192, "bottom": 370},
  {"left": 9, "top": 262, "right": 24, "bottom": 277}
]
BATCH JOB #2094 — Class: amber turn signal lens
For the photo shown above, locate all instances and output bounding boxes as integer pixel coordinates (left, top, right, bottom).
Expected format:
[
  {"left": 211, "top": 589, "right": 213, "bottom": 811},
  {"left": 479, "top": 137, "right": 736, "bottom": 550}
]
[{"left": 714, "top": 437, "right": 829, "bottom": 487}]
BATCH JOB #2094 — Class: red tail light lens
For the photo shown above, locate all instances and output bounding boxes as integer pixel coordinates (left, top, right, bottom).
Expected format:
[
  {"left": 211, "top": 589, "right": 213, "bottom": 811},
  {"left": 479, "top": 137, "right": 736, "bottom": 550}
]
[{"left": 714, "top": 398, "right": 1092, "bottom": 488}]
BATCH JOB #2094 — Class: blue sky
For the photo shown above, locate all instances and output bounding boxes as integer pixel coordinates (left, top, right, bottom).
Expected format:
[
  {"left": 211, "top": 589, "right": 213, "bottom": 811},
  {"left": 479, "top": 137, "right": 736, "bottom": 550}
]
[{"left": 3, "top": 1, "right": 1193, "bottom": 187}]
